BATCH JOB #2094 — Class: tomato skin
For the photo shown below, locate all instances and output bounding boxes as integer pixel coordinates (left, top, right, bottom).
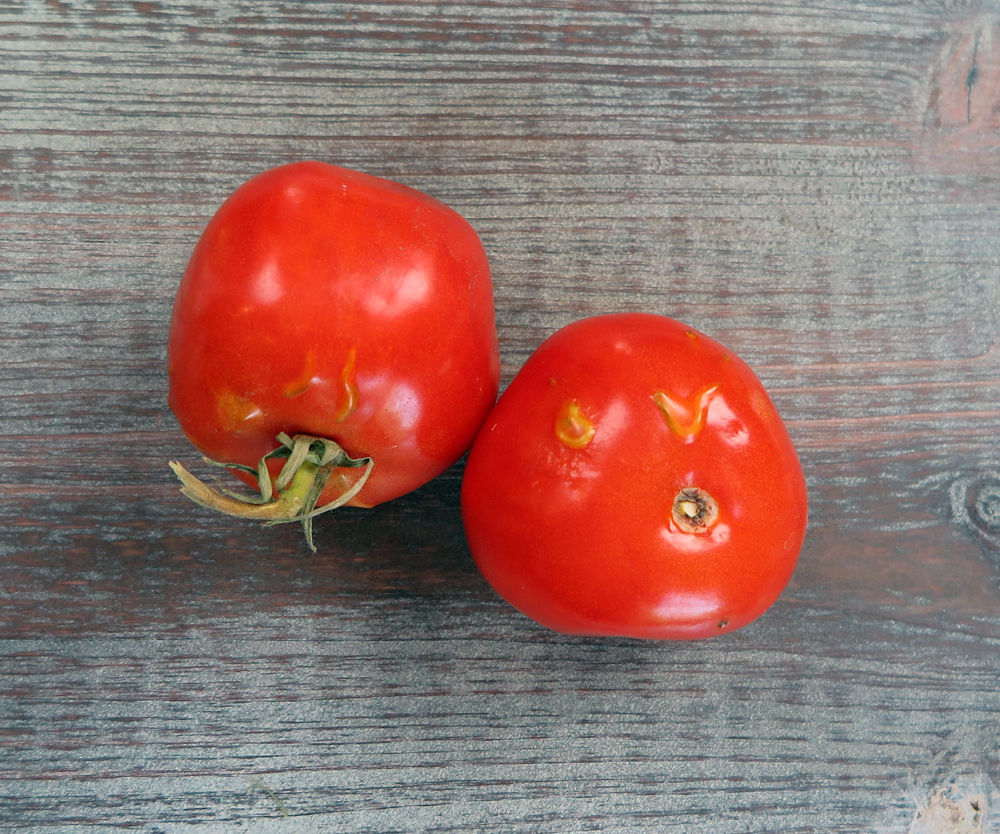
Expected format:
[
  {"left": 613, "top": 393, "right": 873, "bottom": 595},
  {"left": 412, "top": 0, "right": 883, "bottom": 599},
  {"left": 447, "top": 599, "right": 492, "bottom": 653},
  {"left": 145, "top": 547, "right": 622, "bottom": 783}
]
[
  {"left": 168, "top": 161, "right": 500, "bottom": 508},
  {"left": 460, "top": 313, "right": 807, "bottom": 640}
]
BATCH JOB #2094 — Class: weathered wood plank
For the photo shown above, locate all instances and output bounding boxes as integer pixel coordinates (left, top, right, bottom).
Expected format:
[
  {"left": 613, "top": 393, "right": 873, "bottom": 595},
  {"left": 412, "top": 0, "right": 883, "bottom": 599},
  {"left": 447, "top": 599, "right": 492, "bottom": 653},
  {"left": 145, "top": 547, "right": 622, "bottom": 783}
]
[{"left": 2, "top": 0, "right": 1000, "bottom": 830}]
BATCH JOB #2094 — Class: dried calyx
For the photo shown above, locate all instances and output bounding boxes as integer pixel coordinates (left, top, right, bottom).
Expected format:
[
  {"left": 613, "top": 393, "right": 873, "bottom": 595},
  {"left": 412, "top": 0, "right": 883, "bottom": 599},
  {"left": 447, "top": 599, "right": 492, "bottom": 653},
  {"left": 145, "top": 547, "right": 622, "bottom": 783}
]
[{"left": 169, "top": 432, "right": 373, "bottom": 552}]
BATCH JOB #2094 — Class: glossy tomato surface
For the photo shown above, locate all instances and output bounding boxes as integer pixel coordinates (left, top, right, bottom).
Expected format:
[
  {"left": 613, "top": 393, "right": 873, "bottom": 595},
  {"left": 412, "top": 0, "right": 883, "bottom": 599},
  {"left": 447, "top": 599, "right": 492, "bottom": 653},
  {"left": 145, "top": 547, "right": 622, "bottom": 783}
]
[
  {"left": 169, "top": 161, "right": 500, "bottom": 508},
  {"left": 460, "top": 313, "right": 807, "bottom": 639}
]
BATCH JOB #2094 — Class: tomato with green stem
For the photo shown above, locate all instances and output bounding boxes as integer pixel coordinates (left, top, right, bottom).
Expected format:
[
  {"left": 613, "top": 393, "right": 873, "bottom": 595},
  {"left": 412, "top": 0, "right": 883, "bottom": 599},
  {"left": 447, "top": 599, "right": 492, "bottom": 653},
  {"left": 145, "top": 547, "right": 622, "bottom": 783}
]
[
  {"left": 460, "top": 313, "right": 807, "bottom": 639},
  {"left": 168, "top": 161, "right": 500, "bottom": 549}
]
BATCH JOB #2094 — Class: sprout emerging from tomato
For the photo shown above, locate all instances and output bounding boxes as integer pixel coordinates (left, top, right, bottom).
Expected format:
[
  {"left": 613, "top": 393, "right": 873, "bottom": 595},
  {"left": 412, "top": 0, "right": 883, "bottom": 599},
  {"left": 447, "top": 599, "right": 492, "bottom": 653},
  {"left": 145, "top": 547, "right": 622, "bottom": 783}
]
[{"left": 168, "top": 161, "right": 500, "bottom": 549}]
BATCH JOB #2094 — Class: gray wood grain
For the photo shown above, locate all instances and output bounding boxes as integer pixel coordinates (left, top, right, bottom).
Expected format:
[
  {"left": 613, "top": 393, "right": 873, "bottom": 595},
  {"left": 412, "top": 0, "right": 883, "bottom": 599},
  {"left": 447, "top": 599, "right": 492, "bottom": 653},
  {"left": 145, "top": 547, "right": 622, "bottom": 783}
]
[{"left": 3, "top": 0, "right": 1000, "bottom": 831}]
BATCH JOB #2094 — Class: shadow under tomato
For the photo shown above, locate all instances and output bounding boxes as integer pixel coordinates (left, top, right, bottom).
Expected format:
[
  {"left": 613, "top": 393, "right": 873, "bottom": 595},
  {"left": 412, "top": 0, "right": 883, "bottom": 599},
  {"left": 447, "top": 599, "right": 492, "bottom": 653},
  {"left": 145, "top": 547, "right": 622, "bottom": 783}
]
[{"left": 0, "top": 461, "right": 491, "bottom": 639}]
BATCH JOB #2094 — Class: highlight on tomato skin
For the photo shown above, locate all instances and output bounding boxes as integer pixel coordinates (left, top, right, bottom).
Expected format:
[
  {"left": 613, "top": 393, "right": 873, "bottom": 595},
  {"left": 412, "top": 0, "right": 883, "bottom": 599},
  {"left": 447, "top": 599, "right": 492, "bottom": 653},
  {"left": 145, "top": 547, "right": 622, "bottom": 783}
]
[
  {"left": 167, "top": 161, "right": 501, "bottom": 549},
  {"left": 459, "top": 312, "right": 808, "bottom": 640}
]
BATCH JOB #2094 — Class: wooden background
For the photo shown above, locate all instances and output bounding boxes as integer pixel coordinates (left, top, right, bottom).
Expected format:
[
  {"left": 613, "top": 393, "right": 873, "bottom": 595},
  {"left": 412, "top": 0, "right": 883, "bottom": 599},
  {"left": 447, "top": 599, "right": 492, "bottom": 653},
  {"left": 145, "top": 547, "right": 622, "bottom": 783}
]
[{"left": 3, "top": 1, "right": 1000, "bottom": 831}]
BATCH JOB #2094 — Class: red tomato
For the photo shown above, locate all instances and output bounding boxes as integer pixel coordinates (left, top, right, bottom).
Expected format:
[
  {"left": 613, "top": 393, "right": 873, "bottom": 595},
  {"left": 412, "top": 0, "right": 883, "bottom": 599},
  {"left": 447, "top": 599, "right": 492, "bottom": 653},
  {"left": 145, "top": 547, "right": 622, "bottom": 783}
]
[
  {"left": 168, "top": 161, "right": 500, "bottom": 546},
  {"left": 460, "top": 313, "right": 807, "bottom": 639}
]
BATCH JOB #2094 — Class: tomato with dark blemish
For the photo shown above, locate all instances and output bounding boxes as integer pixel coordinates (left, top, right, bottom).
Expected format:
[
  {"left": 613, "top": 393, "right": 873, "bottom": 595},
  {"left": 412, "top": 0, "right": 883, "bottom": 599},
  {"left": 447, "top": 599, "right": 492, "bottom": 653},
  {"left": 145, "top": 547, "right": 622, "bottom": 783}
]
[
  {"left": 168, "top": 161, "right": 500, "bottom": 548},
  {"left": 460, "top": 313, "right": 807, "bottom": 639}
]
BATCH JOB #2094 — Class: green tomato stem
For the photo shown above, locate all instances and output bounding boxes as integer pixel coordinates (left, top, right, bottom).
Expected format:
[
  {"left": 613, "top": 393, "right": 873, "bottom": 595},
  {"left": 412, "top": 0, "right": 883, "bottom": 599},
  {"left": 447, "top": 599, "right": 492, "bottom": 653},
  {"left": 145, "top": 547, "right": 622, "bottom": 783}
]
[{"left": 169, "top": 433, "right": 374, "bottom": 552}]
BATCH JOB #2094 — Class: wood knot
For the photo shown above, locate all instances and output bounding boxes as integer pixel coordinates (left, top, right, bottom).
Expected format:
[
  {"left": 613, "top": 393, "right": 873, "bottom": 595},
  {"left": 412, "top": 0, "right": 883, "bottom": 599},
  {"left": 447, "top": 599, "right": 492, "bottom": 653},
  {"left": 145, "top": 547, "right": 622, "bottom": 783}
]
[
  {"left": 920, "top": 15, "right": 1000, "bottom": 170},
  {"left": 951, "top": 472, "right": 1000, "bottom": 551}
]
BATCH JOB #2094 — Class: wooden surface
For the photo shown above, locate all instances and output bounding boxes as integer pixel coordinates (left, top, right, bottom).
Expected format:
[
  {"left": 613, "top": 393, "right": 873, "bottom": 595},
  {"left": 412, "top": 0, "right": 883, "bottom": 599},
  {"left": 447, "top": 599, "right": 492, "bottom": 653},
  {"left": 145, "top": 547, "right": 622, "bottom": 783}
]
[{"left": 3, "top": 1, "right": 1000, "bottom": 831}]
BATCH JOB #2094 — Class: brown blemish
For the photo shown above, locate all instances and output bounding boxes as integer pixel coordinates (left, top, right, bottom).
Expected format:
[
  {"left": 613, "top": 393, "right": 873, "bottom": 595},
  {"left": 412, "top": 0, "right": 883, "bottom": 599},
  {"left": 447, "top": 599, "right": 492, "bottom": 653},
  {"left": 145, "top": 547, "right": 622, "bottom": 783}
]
[
  {"left": 672, "top": 487, "right": 719, "bottom": 534},
  {"left": 216, "top": 390, "right": 264, "bottom": 433},
  {"left": 284, "top": 351, "right": 317, "bottom": 398},
  {"left": 653, "top": 385, "right": 718, "bottom": 441},
  {"left": 334, "top": 347, "right": 359, "bottom": 422},
  {"left": 554, "top": 400, "right": 595, "bottom": 449}
]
